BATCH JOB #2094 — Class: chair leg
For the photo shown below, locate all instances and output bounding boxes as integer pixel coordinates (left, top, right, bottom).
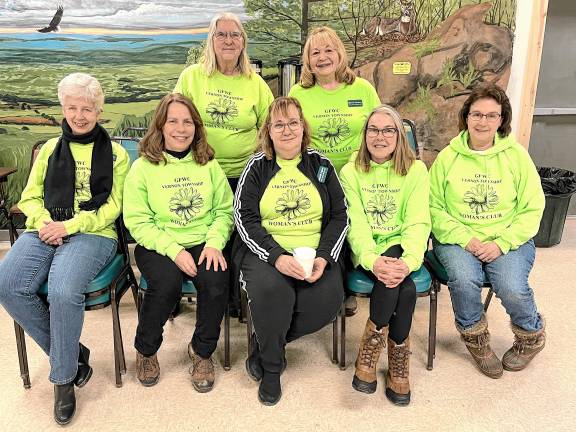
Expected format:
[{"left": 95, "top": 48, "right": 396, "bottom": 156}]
[
  {"left": 110, "top": 285, "right": 124, "bottom": 387},
  {"left": 332, "top": 314, "right": 338, "bottom": 364},
  {"left": 246, "top": 297, "right": 253, "bottom": 355},
  {"left": 14, "top": 321, "right": 31, "bottom": 389},
  {"left": 127, "top": 266, "right": 139, "bottom": 307},
  {"left": 427, "top": 280, "right": 439, "bottom": 371},
  {"left": 223, "top": 304, "right": 231, "bottom": 371},
  {"left": 339, "top": 304, "right": 346, "bottom": 370},
  {"left": 483, "top": 287, "right": 494, "bottom": 312}
]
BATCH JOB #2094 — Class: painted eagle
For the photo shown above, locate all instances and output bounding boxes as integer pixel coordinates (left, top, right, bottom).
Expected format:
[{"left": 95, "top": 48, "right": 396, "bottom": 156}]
[{"left": 37, "top": 5, "right": 63, "bottom": 33}]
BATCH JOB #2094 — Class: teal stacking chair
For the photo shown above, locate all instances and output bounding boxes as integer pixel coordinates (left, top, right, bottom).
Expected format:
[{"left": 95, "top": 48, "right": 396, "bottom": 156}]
[
  {"left": 138, "top": 277, "right": 231, "bottom": 371},
  {"left": 423, "top": 248, "right": 495, "bottom": 368},
  {"left": 13, "top": 218, "right": 139, "bottom": 388},
  {"left": 341, "top": 118, "right": 440, "bottom": 370},
  {"left": 111, "top": 127, "right": 147, "bottom": 166}
]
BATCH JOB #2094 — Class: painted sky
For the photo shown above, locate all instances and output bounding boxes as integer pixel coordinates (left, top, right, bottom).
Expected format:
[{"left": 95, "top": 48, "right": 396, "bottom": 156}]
[{"left": 0, "top": 1, "right": 246, "bottom": 30}]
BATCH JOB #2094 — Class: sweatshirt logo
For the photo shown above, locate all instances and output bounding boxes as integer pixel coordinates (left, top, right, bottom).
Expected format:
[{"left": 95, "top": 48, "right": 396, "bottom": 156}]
[
  {"left": 463, "top": 184, "right": 499, "bottom": 214},
  {"left": 318, "top": 118, "right": 351, "bottom": 148},
  {"left": 366, "top": 193, "right": 397, "bottom": 225},
  {"left": 74, "top": 170, "right": 91, "bottom": 201},
  {"left": 275, "top": 189, "right": 311, "bottom": 220},
  {"left": 169, "top": 187, "right": 204, "bottom": 223},
  {"left": 206, "top": 97, "right": 239, "bottom": 125}
]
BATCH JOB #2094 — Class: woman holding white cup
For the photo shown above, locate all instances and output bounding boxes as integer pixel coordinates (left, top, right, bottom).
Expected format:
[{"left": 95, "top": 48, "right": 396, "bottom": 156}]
[{"left": 233, "top": 97, "right": 348, "bottom": 406}]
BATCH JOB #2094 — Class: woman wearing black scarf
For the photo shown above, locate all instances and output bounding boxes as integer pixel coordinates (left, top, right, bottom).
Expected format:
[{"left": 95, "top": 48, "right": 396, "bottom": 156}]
[{"left": 0, "top": 73, "right": 130, "bottom": 425}]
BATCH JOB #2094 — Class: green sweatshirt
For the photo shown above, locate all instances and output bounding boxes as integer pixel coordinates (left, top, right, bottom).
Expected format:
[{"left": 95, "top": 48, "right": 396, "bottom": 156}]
[
  {"left": 18, "top": 137, "right": 129, "bottom": 240},
  {"left": 429, "top": 130, "right": 545, "bottom": 254},
  {"left": 289, "top": 78, "right": 380, "bottom": 172},
  {"left": 340, "top": 159, "right": 430, "bottom": 272},
  {"left": 174, "top": 64, "right": 274, "bottom": 178},
  {"left": 123, "top": 153, "right": 234, "bottom": 260},
  {"left": 259, "top": 155, "right": 323, "bottom": 252}
]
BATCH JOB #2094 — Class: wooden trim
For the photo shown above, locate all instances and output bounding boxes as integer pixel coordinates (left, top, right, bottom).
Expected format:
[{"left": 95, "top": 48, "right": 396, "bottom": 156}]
[{"left": 509, "top": 0, "right": 549, "bottom": 149}]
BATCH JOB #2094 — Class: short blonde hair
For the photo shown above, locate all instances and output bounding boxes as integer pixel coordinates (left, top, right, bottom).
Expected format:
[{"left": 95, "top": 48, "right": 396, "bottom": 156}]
[
  {"left": 257, "top": 97, "right": 311, "bottom": 160},
  {"left": 300, "top": 26, "right": 355, "bottom": 88},
  {"left": 355, "top": 104, "right": 415, "bottom": 175},
  {"left": 201, "top": 13, "right": 253, "bottom": 78},
  {"left": 57, "top": 72, "right": 104, "bottom": 112}
]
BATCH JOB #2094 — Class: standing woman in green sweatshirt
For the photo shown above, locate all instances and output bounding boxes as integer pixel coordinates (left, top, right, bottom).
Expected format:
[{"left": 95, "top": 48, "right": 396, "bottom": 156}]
[
  {"left": 174, "top": 12, "right": 274, "bottom": 191},
  {"left": 123, "top": 93, "right": 234, "bottom": 393},
  {"left": 340, "top": 105, "right": 430, "bottom": 405},
  {"left": 0, "top": 73, "right": 129, "bottom": 425},
  {"left": 429, "top": 84, "right": 546, "bottom": 379},
  {"left": 289, "top": 26, "right": 381, "bottom": 317}
]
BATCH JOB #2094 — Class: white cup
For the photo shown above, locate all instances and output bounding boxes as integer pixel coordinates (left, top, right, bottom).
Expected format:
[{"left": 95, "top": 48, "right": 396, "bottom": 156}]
[{"left": 293, "top": 247, "right": 316, "bottom": 278}]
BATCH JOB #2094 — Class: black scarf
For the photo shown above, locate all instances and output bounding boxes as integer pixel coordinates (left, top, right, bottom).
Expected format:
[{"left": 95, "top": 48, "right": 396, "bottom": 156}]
[{"left": 43, "top": 120, "right": 113, "bottom": 221}]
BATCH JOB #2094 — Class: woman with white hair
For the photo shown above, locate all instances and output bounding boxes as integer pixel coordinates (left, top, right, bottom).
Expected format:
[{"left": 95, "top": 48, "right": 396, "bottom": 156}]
[
  {"left": 0, "top": 73, "right": 129, "bottom": 425},
  {"left": 174, "top": 12, "right": 274, "bottom": 191}
]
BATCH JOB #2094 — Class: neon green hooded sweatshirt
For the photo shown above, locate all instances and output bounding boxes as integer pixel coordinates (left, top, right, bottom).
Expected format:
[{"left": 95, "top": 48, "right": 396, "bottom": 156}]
[
  {"left": 123, "top": 153, "right": 234, "bottom": 261},
  {"left": 340, "top": 159, "right": 431, "bottom": 272},
  {"left": 429, "top": 130, "right": 545, "bottom": 254}
]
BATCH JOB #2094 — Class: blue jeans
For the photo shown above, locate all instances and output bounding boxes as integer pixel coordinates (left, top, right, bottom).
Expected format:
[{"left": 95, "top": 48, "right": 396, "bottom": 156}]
[
  {"left": 0, "top": 232, "right": 116, "bottom": 384},
  {"left": 433, "top": 239, "right": 542, "bottom": 332}
]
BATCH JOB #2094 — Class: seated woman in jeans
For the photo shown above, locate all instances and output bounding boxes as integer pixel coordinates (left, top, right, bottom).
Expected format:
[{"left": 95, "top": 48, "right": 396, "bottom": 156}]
[
  {"left": 429, "top": 84, "right": 546, "bottom": 379},
  {"left": 233, "top": 97, "right": 348, "bottom": 406},
  {"left": 0, "top": 73, "right": 129, "bottom": 425},
  {"left": 339, "top": 104, "right": 430, "bottom": 405},
  {"left": 123, "top": 93, "right": 233, "bottom": 393}
]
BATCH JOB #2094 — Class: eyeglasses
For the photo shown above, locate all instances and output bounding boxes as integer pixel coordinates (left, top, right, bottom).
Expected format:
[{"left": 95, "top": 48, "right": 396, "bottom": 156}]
[
  {"left": 366, "top": 126, "right": 398, "bottom": 138},
  {"left": 468, "top": 112, "right": 502, "bottom": 122},
  {"left": 271, "top": 120, "right": 301, "bottom": 133},
  {"left": 214, "top": 31, "right": 243, "bottom": 41}
]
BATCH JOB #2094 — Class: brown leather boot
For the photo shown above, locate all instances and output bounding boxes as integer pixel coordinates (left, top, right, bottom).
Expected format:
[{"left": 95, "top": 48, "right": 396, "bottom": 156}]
[
  {"left": 502, "top": 317, "right": 546, "bottom": 371},
  {"left": 352, "top": 319, "right": 387, "bottom": 394},
  {"left": 458, "top": 314, "right": 503, "bottom": 379},
  {"left": 385, "top": 337, "right": 411, "bottom": 406},
  {"left": 188, "top": 343, "right": 215, "bottom": 393},
  {"left": 136, "top": 351, "right": 160, "bottom": 387}
]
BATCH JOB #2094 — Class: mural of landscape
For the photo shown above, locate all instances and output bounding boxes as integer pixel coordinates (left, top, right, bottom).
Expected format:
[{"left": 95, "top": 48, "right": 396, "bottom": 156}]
[{"left": 0, "top": 0, "right": 516, "bottom": 228}]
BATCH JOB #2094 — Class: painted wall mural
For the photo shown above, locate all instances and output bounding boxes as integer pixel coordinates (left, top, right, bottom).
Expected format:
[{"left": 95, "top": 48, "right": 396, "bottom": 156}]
[{"left": 0, "top": 0, "right": 516, "bottom": 228}]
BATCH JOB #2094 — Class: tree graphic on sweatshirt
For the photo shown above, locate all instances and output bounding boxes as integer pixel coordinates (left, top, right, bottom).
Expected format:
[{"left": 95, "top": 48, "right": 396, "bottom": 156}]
[
  {"left": 169, "top": 187, "right": 204, "bottom": 223},
  {"left": 275, "top": 188, "right": 311, "bottom": 220},
  {"left": 318, "top": 117, "right": 351, "bottom": 148},
  {"left": 206, "top": 97, "right": 239, "bottom": 125},
  {"left": 366, "top": 193, "right": 397, "bottom": 225},
  {"left": 463, "top": 184, "right": 499, "bottom": 214}
]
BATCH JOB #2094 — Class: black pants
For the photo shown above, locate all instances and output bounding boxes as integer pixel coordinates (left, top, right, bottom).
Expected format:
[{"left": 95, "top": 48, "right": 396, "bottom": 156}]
[
  {"left": 360, "top": 245, "right": 416, "bottom": 344},
  {"left": 241, "top": 252, "right": 344, "bottom": 373},
  {"left": 134, "top": 243, "right": 229, "bottom": 358}
]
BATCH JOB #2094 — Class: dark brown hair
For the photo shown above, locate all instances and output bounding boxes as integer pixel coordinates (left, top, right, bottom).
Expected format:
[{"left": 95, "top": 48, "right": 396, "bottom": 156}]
[
  {"left": 257, "top": 97, "right": 311, "bottom": 160},
  {"left": 139, "top": 93, "right": 214, "bottom": 165},
  {"left": 458, "top": 84, "right": 512, "bottom": 137},
  {"left": 355, "top": 104, "right": 415, "bottom": 175}
]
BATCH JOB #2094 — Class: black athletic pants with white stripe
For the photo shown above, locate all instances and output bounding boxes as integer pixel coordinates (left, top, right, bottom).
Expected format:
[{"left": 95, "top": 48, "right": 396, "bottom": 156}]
[{"left": 241, "top": 252, "right": 344, "bottom": 373}]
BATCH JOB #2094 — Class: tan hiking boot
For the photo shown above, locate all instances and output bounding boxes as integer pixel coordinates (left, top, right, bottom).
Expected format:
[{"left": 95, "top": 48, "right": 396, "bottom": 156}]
[
  {"left": 385, "top": 337, "right": 411, "bottom": 406},
  {"left": 502, "top": 317, "right": 546, "bottom": 371},
  {"left": 458, "top": 314, "right": 503, "bottom": 379},
  {"left": 352, "top": 319, "right": 387, "bottom": 394},
  {"left": 188, "top": 343, "right": 215, "bottom": 393},
  {"left": 136, "top": 351, "right": 160, "bottom": 387}
]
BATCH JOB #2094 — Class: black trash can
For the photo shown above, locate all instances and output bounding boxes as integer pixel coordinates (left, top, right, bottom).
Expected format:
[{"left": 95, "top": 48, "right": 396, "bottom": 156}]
[{"left": 534, "top": 167, "right": 576, "bottom": 247}]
